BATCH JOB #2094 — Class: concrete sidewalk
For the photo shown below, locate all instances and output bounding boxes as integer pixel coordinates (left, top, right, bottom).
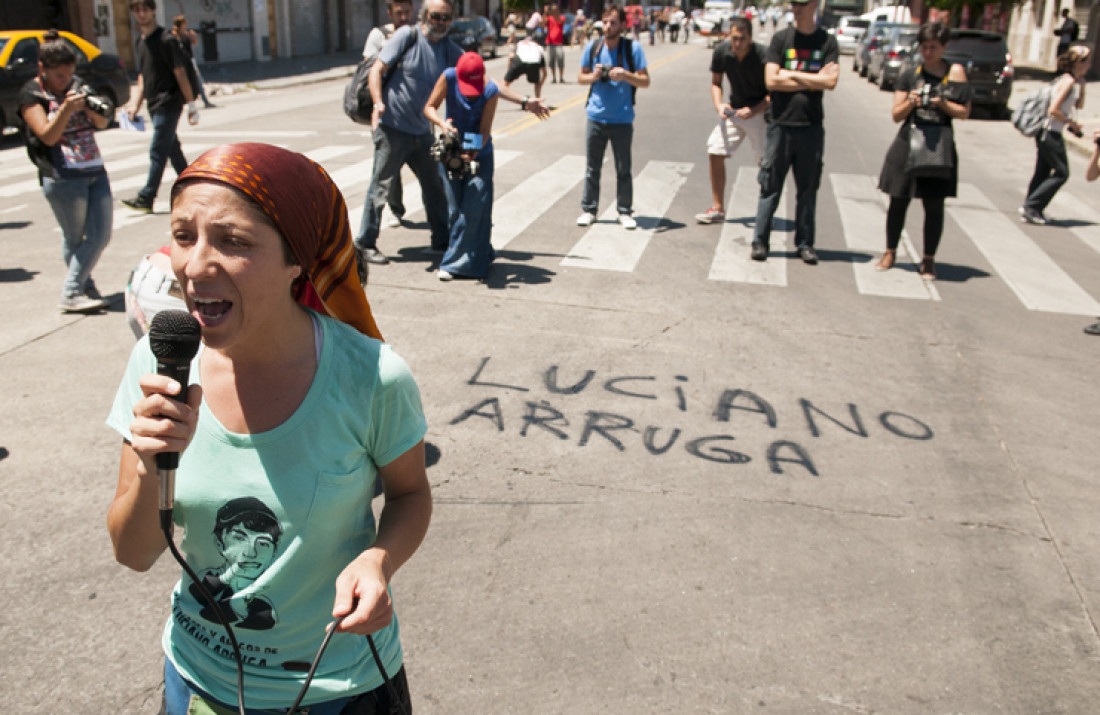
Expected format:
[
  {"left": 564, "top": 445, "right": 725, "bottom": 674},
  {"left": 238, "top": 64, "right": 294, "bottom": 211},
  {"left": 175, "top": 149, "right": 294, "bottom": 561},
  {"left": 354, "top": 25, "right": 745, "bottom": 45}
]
[{"left": 197, "top": 50, "right": 362, "bottom": 93}]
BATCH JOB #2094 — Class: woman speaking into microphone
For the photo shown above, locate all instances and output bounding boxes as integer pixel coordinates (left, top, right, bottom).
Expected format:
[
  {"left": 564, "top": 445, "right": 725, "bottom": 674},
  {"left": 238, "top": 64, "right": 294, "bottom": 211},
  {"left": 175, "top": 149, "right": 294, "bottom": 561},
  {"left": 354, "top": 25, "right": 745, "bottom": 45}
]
[{"left": 106, "top": 143, "right": 429, "bottom": 714}]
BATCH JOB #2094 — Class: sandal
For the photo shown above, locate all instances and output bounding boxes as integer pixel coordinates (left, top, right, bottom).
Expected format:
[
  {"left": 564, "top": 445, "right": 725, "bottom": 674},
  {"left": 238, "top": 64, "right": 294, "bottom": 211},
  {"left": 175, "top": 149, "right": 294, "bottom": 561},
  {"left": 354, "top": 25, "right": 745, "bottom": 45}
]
[
  {"left": 919, "top": 256, "right": 936, "bottom": 281},
  {"left": 873, "top": 249, "right": 895, "bottom": 271}
]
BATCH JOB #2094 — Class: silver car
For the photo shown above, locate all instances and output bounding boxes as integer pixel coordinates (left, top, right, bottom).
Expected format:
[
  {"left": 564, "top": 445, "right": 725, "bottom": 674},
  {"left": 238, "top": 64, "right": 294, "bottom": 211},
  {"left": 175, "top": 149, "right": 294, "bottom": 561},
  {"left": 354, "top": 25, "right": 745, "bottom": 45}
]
[
  {"left": 832, "top": 16, "right": 869, "bottom": 55},
  {"left": 867, "top": 27, "right": 918, "bottom": 90}
]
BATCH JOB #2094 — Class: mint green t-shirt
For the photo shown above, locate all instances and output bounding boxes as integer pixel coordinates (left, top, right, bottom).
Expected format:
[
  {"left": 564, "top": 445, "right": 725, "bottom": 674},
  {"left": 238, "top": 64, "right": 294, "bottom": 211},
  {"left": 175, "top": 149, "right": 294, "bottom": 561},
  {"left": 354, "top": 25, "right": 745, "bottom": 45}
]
[{"left": 107, "top": 313, "right": 427, "bottom": 709}]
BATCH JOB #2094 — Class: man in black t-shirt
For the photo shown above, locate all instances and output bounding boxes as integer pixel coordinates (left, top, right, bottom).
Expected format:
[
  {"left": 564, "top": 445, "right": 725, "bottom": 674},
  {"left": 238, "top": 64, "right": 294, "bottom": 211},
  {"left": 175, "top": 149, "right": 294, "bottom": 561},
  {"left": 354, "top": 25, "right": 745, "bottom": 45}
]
[
  {"left": 696, "top": 17, "right": 769, "bottom": 225},
  {"left": 750, "top": 0, "right": 837, "bottom": 264},
  {"left": 120, "top": 0, "right": 197, "bottom": 213}
]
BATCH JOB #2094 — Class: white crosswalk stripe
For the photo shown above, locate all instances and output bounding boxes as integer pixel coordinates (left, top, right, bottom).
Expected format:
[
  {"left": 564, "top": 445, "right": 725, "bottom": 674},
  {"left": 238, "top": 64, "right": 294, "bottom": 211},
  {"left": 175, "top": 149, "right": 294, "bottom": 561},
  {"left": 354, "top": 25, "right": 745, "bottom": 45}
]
[
  {"left": 492, "top": 154, "right": 588, "bottom": 250},
  {"left": 830, "top": 173, "right": 939, "bottom": 301},
  {"left": 949, "top": 184, "right": 1100, "bottom": 316},
  {"left": 7, "top": 140, "right": 1100, "bottom": 316},
  {"left": 561, "top": 160, "right": 692, "bottom": 272},
  {"left": 708, "top": 167, "right": 791, "bottom": 286},
  {"left": 1047, "top": 190, "right": 1100, "bottom": 256}
]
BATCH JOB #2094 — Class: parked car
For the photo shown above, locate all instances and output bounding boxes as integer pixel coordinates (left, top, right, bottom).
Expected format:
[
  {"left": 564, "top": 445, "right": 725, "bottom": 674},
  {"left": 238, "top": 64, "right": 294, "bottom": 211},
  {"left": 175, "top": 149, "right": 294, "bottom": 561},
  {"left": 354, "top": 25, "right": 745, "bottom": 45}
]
[
  {"left": 0, "top": 30, "right": 130, "bottom": 133},
  {"left": 448, "top": 16, "right": 497, "bottom": 59},
  {"left": 944, "top": 29, "right": 1013, "bottom": 118},
  {"left": 853, "top": 21, "right": 914, "bottom": 76},
  {"left": 831, "top": 16, "right": 869, "bottom": 55},
  {"left": 867, "top": 26, "right": 918, "bottom": 90}
]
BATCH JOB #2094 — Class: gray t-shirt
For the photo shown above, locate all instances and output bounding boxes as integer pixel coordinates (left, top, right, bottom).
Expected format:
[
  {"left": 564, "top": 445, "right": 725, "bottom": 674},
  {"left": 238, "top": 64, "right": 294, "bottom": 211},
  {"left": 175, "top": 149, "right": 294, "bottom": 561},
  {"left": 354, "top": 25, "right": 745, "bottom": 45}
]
[{"left": 378, "top": 25, "right": 463, "bottom": 135}]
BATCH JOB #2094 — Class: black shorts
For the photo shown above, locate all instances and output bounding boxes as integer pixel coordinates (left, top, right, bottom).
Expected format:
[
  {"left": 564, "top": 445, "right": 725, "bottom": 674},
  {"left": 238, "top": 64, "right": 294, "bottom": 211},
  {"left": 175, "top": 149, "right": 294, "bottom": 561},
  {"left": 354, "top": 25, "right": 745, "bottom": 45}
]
[{"left": 505, "top": 57, "right": 542, "bottom": 84}]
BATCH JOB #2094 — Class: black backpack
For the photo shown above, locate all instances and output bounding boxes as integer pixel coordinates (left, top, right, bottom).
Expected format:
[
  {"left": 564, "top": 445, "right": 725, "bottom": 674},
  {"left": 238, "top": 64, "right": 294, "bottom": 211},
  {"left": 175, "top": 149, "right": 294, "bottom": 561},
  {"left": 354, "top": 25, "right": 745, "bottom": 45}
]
[
  {"left": 586, "top": 36, "right": 637, "bottom": 106},
  {"left": 344, "top": 27, "right": 418, "bottom": 124}
]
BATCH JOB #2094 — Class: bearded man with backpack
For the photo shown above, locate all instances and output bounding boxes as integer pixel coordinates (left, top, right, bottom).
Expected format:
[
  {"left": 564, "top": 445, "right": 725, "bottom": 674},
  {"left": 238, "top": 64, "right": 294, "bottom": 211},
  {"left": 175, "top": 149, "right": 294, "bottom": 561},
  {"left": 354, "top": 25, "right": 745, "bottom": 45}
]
[{"left": 576, "top": 4, "right": 650, "bottom": 230}]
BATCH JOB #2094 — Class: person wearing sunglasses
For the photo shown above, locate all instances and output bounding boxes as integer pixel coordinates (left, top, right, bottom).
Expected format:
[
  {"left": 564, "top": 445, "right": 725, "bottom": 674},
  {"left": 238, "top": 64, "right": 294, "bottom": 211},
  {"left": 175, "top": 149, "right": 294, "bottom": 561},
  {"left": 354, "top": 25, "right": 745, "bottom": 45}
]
[{"left": 353, "top": 0, "right": 550, "bottom": 268}]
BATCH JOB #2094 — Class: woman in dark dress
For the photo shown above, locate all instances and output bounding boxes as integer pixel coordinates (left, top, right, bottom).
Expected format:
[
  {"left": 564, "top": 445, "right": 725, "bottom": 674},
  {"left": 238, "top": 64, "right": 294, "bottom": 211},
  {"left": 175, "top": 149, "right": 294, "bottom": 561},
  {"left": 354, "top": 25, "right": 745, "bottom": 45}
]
[{"left": 875, "top": 22, "right": 971, "bottom": 280}]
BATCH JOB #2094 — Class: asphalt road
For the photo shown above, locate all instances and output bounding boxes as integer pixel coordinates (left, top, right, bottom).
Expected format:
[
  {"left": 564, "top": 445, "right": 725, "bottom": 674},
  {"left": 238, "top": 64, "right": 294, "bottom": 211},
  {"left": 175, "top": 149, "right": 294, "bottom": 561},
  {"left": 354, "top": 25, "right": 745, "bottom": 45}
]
[{"left": 2, "top": 33, "right": 1100, "bottom": 712}]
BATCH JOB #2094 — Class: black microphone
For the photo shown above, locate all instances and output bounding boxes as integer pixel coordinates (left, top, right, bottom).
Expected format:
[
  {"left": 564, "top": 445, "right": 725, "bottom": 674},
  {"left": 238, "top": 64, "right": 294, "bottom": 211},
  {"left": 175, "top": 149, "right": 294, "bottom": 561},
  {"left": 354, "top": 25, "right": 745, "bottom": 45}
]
[{"left": 148, "top": 310, "right": 202, "bottom": 530}]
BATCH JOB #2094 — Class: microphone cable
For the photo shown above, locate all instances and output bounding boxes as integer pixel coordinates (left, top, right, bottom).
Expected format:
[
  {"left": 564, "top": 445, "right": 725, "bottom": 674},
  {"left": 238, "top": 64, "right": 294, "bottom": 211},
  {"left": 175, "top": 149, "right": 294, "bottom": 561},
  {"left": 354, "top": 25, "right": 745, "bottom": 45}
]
[{"left": 160, "top": 512, "right": 410, "bottom": 715}]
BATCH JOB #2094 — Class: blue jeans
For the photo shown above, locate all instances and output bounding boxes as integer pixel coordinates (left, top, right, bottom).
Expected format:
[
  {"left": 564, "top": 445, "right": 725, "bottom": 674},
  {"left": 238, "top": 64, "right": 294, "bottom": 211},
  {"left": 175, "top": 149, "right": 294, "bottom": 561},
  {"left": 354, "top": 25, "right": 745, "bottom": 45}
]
[
  {"left": 139, "top": 107, "right": 188, "bottom": 202},
  {"left": 1024, "top": 130, "right": 1068, "bottom": 213},
  {"left": 42, "top": 172, "right": 113, "bottom": 297},
  {"left": 441, "top": 152, "right": 495, "bottom": 278},
  {"left": 582, "top": 119, "right": 633, "bottom": 215},
  {"left": 753, "top": 122, "right": 825, "bottom": 250},
  {"left": 356, "top": 124, "right": 451, "bottom": 251},
  {"left": 161, "top": 658, "right": 410, "bottom": 715}
]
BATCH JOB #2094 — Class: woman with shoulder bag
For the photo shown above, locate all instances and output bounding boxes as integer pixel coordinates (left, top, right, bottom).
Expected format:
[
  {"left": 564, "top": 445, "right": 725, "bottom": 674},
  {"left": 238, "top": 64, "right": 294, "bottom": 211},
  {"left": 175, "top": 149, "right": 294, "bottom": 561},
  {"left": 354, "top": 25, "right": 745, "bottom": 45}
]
[
  {"left": 874, "top": 22, "right": 970, "bottom": 281},
  {"left": 1020, "top": 45, "right": 1091, "bottom": 225},
  {"left": 18, "top": 30, "right": 114, "bottom": 313}
]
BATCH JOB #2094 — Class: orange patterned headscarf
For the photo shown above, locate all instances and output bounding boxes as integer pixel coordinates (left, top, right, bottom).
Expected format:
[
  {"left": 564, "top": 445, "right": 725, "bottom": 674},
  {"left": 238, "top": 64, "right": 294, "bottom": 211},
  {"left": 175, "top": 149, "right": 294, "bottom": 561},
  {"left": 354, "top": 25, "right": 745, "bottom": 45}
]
[{"left": 174, "top": 143, "right": 382, "bottom": 340}]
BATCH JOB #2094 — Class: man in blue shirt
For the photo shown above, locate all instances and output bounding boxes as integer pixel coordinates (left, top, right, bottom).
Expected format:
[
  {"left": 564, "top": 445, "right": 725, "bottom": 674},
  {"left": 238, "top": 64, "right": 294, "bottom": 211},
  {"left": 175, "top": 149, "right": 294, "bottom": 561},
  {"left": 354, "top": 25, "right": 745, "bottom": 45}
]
[{"left": 576, "top": 4, "right": 649, "bottom": 230}]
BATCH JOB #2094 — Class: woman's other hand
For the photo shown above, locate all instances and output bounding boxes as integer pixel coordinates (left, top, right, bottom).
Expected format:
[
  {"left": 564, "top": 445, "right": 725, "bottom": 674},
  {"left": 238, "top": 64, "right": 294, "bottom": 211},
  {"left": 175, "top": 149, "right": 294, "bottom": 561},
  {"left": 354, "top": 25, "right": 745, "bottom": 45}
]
[{"left": 332, "top": 550, "right": 393, "bottom": 635}]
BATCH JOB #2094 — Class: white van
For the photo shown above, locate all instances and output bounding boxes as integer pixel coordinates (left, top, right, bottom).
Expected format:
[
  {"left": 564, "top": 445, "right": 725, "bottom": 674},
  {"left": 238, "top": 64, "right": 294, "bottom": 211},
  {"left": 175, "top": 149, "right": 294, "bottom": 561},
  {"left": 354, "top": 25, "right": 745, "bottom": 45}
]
[{"left": 862, "top": 6, "right": 912, "bottom": 24}]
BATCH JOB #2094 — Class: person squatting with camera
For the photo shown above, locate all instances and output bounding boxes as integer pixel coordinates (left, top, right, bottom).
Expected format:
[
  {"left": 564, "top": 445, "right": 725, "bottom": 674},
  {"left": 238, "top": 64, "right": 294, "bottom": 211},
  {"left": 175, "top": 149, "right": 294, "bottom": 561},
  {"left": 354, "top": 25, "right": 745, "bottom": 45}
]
[
  {"left": 18, "top": 30, "right": 114, "bottom": 314},
  {"left": 695, "top": 17, "right": 769, "bottom": 226},
  {"left": 354, "top": 0, "right": 549, "bottom": 271},
  {"left": 424, "top": 53, "right": 500, "bottom": 281},
  {"left": 576, "top": 4, "right": 650, "bottom": 231},
  {"left": 873, "top": 22, "right": 970, "bottom": 281},
  {"left": 1019, "top": 44, "right": 1091, "bottom": 226},
  {"left": 121, "top": 0, "right": 199, "bottom": 214}
]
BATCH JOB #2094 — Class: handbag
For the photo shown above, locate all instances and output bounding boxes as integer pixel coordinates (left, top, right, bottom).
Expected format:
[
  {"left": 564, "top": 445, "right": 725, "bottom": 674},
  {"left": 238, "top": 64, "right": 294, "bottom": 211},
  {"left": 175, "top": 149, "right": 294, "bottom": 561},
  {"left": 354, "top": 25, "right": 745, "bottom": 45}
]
[{"left": 905, "top": 121, "right": 954, "bottom": 179}]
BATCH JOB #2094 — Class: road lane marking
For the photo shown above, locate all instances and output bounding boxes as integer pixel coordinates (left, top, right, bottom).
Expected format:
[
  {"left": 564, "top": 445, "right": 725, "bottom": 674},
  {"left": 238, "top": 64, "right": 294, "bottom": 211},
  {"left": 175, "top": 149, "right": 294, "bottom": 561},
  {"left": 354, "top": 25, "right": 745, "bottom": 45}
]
[
  {"left": 561, "top": 160, "right": 692, "bottom": 272},
  {"left": 708, "top": 166, "right": 790, "bottom": 286},
  {"left": 830, "top": 173, "right": 939, "bottom": 300},
  {"left": 491, "top": 154, "right": 587, "bottom": 250},
  {"left": 1047, "top": 190, "right": 1100, "bottom": 255},
  {"left": 950, "top": 183, "right": 1100, "bottom": 315}
]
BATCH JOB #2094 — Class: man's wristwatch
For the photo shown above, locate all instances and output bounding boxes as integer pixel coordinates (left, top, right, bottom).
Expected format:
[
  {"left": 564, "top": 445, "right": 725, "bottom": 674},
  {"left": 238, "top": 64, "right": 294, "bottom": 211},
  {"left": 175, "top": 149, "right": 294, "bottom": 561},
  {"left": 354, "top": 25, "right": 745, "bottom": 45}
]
[{"left": 521, "top": 96, "right": 529, "bottom": 111}]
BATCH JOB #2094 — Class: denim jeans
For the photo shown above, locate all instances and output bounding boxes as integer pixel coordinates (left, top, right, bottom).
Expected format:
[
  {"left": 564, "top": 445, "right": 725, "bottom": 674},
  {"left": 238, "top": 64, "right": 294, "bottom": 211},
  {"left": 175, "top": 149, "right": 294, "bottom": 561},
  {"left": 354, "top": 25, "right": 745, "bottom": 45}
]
[
  {"left": 161, "top": 658, "right": 411, "bottom": 715},
  {"left": 1024, "top": 130, "right": 1069, "bottom": 213},
  {"left": 753, "top": 122, "right": 825, "bottom": 250},
  {"left": 139, "top": 107, "right": 188, "bottom": 202},
  {"left": 42, "top": 172, "right": 113, "bottom": 297},
  {"left": 582, "top": 119, "right": 633, "bottom": 215},
  {"left": 356, "top": 124, "right": 451, "bottom": 250},
  {"left": 441, "top": 152, "right": 495, "bottom": 278}
]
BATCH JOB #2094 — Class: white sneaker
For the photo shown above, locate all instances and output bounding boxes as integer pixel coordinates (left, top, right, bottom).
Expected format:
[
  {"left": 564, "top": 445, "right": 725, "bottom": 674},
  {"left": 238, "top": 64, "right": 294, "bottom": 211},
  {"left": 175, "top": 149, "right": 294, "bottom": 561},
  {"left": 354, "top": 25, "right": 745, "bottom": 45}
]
[
  {"left": 387, "top": 214, "right": 403, "bottom": 228},
  {"left": 58, "top": 294, "right": 108, "bottom": 313},
  {"left": 437, "top": 269, "right": 454, "bottom": 282},
  {"left": 576, "top": 211, "right": 596, "bottom": 226},
  {"left": 618, "top": 213, "right": 637, "bottom": 230}
]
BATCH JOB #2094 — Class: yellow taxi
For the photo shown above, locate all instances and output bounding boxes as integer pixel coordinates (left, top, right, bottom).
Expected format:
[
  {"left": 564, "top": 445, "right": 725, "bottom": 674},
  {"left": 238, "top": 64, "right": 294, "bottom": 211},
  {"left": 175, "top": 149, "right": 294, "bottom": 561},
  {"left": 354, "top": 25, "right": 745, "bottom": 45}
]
[{"left": 0, "top": 30, "right": 130, "bottom": 131}]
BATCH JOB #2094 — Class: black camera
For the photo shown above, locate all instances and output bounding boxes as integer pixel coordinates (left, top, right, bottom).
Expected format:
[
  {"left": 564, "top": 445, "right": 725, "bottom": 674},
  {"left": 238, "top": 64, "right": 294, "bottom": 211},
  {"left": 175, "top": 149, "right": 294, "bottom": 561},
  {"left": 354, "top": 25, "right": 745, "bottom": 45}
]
[
  {"left": 1067, "top": 125, "right": 1084, "bottom": 139},
  {"left": 917, "top": 84, "right": 938, "bottom": 108},
  {"left": 598, "top": 65, "right": 612, "bottom": 82},
  {"left": 430, "top": 131, "right": 473, "bottom": 179},
  {"left": 83, "top": 93, "right": 114, "bottom": 119}
]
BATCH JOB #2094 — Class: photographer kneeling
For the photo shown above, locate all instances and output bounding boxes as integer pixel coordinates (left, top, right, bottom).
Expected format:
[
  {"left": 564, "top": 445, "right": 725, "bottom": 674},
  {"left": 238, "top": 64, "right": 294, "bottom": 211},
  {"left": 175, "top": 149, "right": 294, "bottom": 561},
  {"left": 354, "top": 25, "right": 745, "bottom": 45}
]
[{"left": 424, "top": 52, "right": 499, "bottom": 281}]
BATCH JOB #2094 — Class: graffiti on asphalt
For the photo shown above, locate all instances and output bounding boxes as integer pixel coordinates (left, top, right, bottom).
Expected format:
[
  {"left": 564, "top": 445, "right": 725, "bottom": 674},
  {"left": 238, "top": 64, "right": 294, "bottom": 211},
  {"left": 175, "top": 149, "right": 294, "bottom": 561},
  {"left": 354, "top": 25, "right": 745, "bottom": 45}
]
[{"left": 449, "top": 357, "right": 935, "bottom": 477}]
